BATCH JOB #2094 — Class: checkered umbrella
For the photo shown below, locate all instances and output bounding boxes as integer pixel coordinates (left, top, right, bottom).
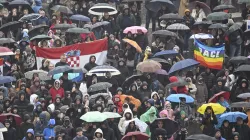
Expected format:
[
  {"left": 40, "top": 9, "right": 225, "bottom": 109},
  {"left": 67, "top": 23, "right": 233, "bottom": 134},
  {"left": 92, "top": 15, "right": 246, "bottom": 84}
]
[{"left": 86, "top": 65, "right": 121, "bottom": 76}]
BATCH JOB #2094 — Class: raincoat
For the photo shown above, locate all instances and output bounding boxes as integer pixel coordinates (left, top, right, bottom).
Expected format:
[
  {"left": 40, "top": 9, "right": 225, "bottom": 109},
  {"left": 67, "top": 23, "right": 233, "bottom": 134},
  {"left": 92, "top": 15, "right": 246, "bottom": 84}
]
[
  {"left": 140, "top": 106, "right": 157, "bottom": 137},
  {"left": 43, "top": 119, "right": 56, "bottom": 140},
  {"left": 32, "top": 0, "right": 43, "bottom": 13},
  {"left": 120, "top": 95, "right": 141, "bottom": 109},
  {"left": 118, "top": 108, "right": 133, "bottom": 135}
]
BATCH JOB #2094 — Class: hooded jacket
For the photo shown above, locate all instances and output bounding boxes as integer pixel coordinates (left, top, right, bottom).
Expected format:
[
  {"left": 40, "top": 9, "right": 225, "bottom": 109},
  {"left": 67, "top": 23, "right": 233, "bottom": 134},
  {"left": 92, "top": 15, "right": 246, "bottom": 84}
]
[
  {"left": 84, "top": 55, "right": 98, "bottom": 71},
  {"left": 32, "top": 0, "right": 43, "bottom": 13},
  {"left": 195, "top": 76, "right": 208, "bottom": 103},
  {"left": 94, "top": 128, "right": 106, "bottom": 140},
  {"left": 186, "top": 77, "right": 197, "bottom": 99},
  {"left": 62, "top": 116, "right": 74, "bottom": 138},
  {"left": 113, "top": 95, "right": 123, "bottom": 113},
  {"left": 3, "top": 119, "right": 17, "bottom": 140},
  {"left": 30, "top": 94, "right": 38, "bottom": 105},
  {"left": 140, "top": 106, "right": 157, "bottom": 136},
  {"left": 20, "top": 115, "right": 34, "bottom": 139},
  {"left": 233, "top": 79, "right": 250, "bottom": 102},
  {"left": 14, "top": 91, "right": 29, "bottom": 117},
  {"left": 22, "top": 129, "right": 34, "bottom": 140},
  {"left": 73, "top": 135, "right": 88, "bottom": 140},
  {"left": 101, "top": 121, "right": 115, "bottom": 140},
  {"left": 43, "top": 119, "right": 56, "bottom": 140},
  {"left": 49, "top": 80, "right": 64, "bottom": 102},
  {"left": 118, "top": 108, "right": 133, "bottom": 135}
]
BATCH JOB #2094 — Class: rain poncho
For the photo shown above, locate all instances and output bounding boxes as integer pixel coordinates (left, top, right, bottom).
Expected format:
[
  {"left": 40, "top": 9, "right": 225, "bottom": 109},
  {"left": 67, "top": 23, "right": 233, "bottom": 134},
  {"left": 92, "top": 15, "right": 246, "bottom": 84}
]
[
  {"left": 32, "top": 0, "right": 43, "bottom": 13},
  {"left": 43, "top": 119, "right": 55, "bottom": 140},
  {"left": 140, "top": 106, "right": 157, "bottom": 137}
]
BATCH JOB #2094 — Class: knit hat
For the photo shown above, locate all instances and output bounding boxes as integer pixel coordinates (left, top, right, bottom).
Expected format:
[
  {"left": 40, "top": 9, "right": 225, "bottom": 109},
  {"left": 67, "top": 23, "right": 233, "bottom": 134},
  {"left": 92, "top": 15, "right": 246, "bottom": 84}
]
[{"left": 180, "top": 111, "right": 185, "bottom": 115}]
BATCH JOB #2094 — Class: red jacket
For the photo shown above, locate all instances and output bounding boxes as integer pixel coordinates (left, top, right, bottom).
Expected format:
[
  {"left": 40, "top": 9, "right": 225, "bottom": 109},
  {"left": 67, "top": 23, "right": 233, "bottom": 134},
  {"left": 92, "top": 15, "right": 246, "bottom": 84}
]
[
  {"left": 49, "top": 87, "right": 64, "bottom": 102},
  {"left": 113, "top": 95, "right": 123, "bottom": 113}
]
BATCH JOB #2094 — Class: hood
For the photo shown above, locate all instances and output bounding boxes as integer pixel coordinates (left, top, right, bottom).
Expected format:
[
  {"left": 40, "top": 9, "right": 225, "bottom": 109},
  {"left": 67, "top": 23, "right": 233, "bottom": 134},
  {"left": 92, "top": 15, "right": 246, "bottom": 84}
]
[
  {"left": 142, "top": 81, "right": 148, "bottom": 86},
  {"left": 27, "top": 128, "right": 34, "bottom": 135},
  {"left": 241, "top": 79, "right": 249, "bottom": 88},
  {"left": 54, "top": 80, "right": 60, "bottom": 88},
  {"left": 151, "top": 92, "right": 160, "bottom": 99},
  {"left": 159, "top": 110, "right": 169, "bottom": 118},
  {"left": 147, "top": 99, "right": 155, "bottom": 106},
  {"left": 63, "top": 116, "right": 70, "bottom": 121},
  {"left": 186, "top": 77, "right": 193, "bottom": 84},
  {"left": 35, "top": 0, "right": 42, "bottom": 6},
  {"left": 89, "top": 55, "right": 96, "bottom": 63},
  {"left": 114, "top": 94, "right": 121, "bottom": 102},
  {"left": 123, "top": 108, "right": 133, "bottom": 119},
  {"left": 169, "top": 76, "right": 178, "bottom": 83},
  {"left": 94, "top": 128, "right": 103, "bottom": 138},
  {"left": 48, "top": 119, "right": 55, "bottom": 126},
  {"left": 39, "top": 111, "right": 51, "bottom": 122},
  {"left": 145, "top": 106, "right": 157, "bottom": 116},
  {"left": 53, "top": 38, "right": 63, "bottom": 47},
  {"left": 122, "top": 103, "right": 130, "bottom": 111},
  {"left": 117, "top": 87, "right": 123, "bottom": 92},
  {"left": 129, "top": 83, "right": 138, "bottom": 91},
  {"left": 30, "top": 94, "right": 38, "bottom": 105},
  {"left": 55, "top": 94, "right": 61, "bottom": 100},
  {"left": 18, "top": 90, "right": 26, "bottom": 101},
  {"left": 75, "top": 95, "right": 82, "bottom": 102},
  {"left": 48, "top": 104, "right": 55, "bottom": 113}
]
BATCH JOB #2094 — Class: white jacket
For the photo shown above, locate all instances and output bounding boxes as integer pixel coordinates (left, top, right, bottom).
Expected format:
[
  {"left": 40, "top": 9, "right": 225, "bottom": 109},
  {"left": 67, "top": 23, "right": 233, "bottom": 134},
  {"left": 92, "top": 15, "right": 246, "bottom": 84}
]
[
  {"left": 118, "top": 108, "right": 133, "bottom": 135},
  {"left": 191, "top": 9, "right": 206, "bottom": 22}
]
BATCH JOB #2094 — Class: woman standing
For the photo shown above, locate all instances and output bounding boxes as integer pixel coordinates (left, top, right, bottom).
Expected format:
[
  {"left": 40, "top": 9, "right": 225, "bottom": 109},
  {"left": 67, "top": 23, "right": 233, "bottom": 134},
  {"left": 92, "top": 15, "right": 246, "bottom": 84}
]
[{"left": 202, "top": 106, "right": 218, "bottom": 137}]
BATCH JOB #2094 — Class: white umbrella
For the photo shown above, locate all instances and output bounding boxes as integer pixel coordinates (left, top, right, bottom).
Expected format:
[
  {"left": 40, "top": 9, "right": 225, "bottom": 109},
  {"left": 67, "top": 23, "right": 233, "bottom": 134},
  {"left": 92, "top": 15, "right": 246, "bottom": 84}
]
[
  {"left": 88, "top": 3, "right": 117, "bottom": 16},
  {"left": 24, "top": 70, "right": 51, "bottom": 80},
  {"left": 123, "top": 118, "right": 148, "bottom": 133},
  {"left": 167, "top": 23, "right": 190, "bottom": 30},
  {"left": 190, "top": 33, "right": 214, "bottom": 39},
  {"left": 86, "top": 65, "right": 121, "bottom": 76}
]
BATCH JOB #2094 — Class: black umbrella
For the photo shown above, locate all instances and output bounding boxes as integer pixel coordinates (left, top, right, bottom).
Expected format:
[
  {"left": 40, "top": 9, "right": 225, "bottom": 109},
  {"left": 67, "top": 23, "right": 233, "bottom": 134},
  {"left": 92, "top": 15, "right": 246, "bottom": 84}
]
[
  {"left": 19, "top": 13, "right": 41, "bottom": 22},
  {"left": 52, "top": 24, "right": 76, "bottom": 30},
  {"left": 227, "top": 23, "right": 241, "bottom": 35},
  {"left": 8, "top": 0, "right": 33, "bottom": 13},
  {"left": 88, "top": 82, "right": 112, "bottom": 93},
  {"left": 213, "top": 4, "right": 235, "bottom": 11},
  {"left": 151, "top": 118, "right": 179, "bottom": 137},
  {"left": 66, "top": 28, "right": 90, "bottom": 34},
  {"left": 234, "top": 65, "right": 250, "bottom": 78},
  {"left": 229, "top": 56, "right": 249, "bottom": 65},
  {"left": 51, "top": 5, "right": 73, "bottom": 14},
  {"left": 207, "top": 12, "right": 230, "bottom": 21},
  {"left": 231, "top": 102, "right": 250, "bottom": 108},
  {"left": 48, "top": 65, "right": 84, "bottom": 76},
  {"left": 0, "top": 38, "right": 15, "bottom": 44},
  {"left": 192, "top": 21, "right": 212, "bottom": 28},
  {"left": 237, "top": 93, "right": 250, "bottom": 99},
  {"left": 152, "top": 30, "right": 177, "bottom": 38},
  {"left": 166, "top": 79, "right": 188, "bottom": 89},
  {"left": 30, "top": 35, "right": 52, "bottom": 42},
  {"left": 122, "top": 74, "right": 143, "bottom": 89},
  {"left": 0, "top": 21, "right": 21, "bottom": 32},
  {"left": 244, "top": 29, "right": 250, "bottom": 36},
  {"left": 208, "top": 23, "right": 228, "bottom": 29},
  {"left": 146, "top": 0, "right": 176, "bottom": 13},
  {"left": 186, "top": 134, "right": 216, "bottom": 140},
  {"left": 159, "top": 13, "right": 183, "bottom": 20},
  {"left": 28, "top": 25, "right": 49, "bottom": 37}
]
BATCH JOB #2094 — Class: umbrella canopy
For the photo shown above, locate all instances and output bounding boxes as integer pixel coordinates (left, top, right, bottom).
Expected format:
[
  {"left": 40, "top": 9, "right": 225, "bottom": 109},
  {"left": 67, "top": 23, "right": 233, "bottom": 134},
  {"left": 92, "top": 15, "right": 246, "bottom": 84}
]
[
  {"left": 190, "top": 33, "right": 214, "bottom": 39},
  {"left": 122, "top": 39, "right": 142, "bottom": 53},
  {"left": 80, "top": 111, "right": 108, "bottom": 122},
  {"left": 0, "top": 113, "right": 22, "bottom": 126},
  {"left": 88, "top": 3, "right": 117, "bottom": 16},
  {"left": 207, "top": 12, "right": 230, "bottom": 21},
  {"left": 244, "top": 29, "right": 250, "bottom": 36},
  {"left": 28, "top": 25, "right": 49, "bottom": 37},
  {"left": 30, "top": 35, "right": 52, "bottom": 42},
  {"left": 153, "top": 50, "right": 178, "bottom": 58},
  {"left": 237, "top": 93, "right": 250, "bottom": 99},
  {"left": 86, "top": 65, "right": 121, "bottom": 76},
  {"left": 166, "top": 79, "right": 188, "bottom": 88},
  {"left": 197, "top": 103, "right": 226, "bottom": 115},
  {"left": 92, "top": 21, "right": 110, "bottom": 29},
  {"left": 151, "top": 118, "right": 178, "bottom": 137},
  {"left": 167, "top": 23, "right": 190, "bottom": 30},
  {"left": 121, "top": 132, "right": 149, "bottom": 140},
  {"left": 229, "top": 56, "right": 249, "bottom": 65},
  {"left": 48, "top": 65, "right": 83, "bottom": 76},
  {"left": 89, "top": 93, "right": 111, "bottom": 105},
  {"left": 193, "top": 21, "right": 213, "bottom": 29},
  {"left": 19, "top": 13, "right": 40, "bottom": 22},
  {"left": 234, "top": 65, "right": 250, "bottom": 78},
  {"left": 124, "top": 118, "right": 148, "bottom": 133},
  {"left": 146, "top": 0, "right": 176, "bottom": 13},
  {"left": 24, "top": 70, "right": 51, "bottom": 81},
  {"left": 8, "top": 0, "right": 33, "bottom": 13},
  {"left": 219, "top": 112, "right": 247, "bottom": 123},
  {"left": 168, "top": 59, "right": 200, "bottom": 75},
  {"left": 152, "top": 30, "right": 177, "bottom": 38},
  {"left": 186, "top": 134, "right": 216, "bottom": 140},
  {"left": 52, "top": 24, "right": 76, "bottom": 30},
  {"left": 103, "top": 112, "right": 121, "bottom": 118},
  {"left": 69, "top": 14, "right": 91, "bottom": 22},
  {"left": 209, "top": 23, "right": 228, "bottom": 29},
  {"left": 227, "top": 23, "right": 241, "bottom": 35},
  {"left": 0, "top": 38, "right": 15, "bottom": 44},
  {"left": 166, "top": 94, "right": 194, "bottom": 103},
  {"left": 0, "top": 21, "right": 21, "bottom": 32},
  {"left": 238, "top": 0, "right": 250, "bottom": 4},
  {"left": 122, "top": 74, "right": 144, "bottom": 89},
  {"left": 0, "top": 76, "right": 16, "bottom": 84},
  {"left": 0, "top": 47, "right": 14, "bottom": 56},
  {"left": 87, "top": 82, "right": 112, "bottom": 93},
  {"left": 231, "top": 102, "right": 250, "bottom": 108},
  {"left": 155, "top": 69, "right": 168, "bottom": 75},
  {"left": 188, "top": 1, "right": 211, "bottom": 15},
  {"left": 150, "top": 58, "right": 168, "bottom": 63},
  {"left": 208, "top": 91, "right": 230, "bottom": 103},
  {"left": 213, "top": 4, "right": 235, "bottom": 11},
  {"left": 136, "top": 60, "right": 161, "bottom": 73},
  {"left": 0, "top": 122, "right": 7, "bottom": 132},
  {"left": 51, "top": 5, "right": 73, "bottom": 14},
  {"left": 159, "top": 13, "right": 183, "bottom": 20},
  {"left": 123, "top": 26, "right": 148, "bottom": 34},
  {"left": 66, "top": 28, "right": 90, "bottom": 34}
]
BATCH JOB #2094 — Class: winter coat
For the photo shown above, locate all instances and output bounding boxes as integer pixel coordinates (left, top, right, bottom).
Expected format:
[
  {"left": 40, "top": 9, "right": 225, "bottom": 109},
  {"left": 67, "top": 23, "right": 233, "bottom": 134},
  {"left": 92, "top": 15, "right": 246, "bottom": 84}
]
[
  {"left": 19, "top": 122, "right": 34, "bottom": 139},
  {"left": 116, "top": 12, "right": 136, "bottom": 31},
  {"left": 43, "top": 119, "right": 56, "bottom": 140},
  {"left": 202, "top": 112, "right": 218, "bottom": 137},
  {"left": 196, "top": 78, "right": 208, "bottom": 103},
  {"left": 84, "top": 55, "right": 98, "bottom": 71},
  {"left": 49, "top": 80, "right": 64, "bottom": 102},
  {"left": 73, "top": 135, "right": 88, "bottom": 140},
  {"left": 36, "top": 16, "right": 49, "bottom": 25},
  {"left": 232, "top": 79, "right": 250, "bottom": 102},
  {"left": 113, "top": 95, "right": 123, "bottom": 113},
  {"left": 220, "top": 124, "right": 232, "bottom": 140},
  {"left": 186, "top": 77, "right": 197, "bottom": 99},
  {"left": 14, "top": 91, "right": 29, "bottom": 117},
  {"left": 62, "top": 116, "right": 74, "bottom": 138},
  {"left": 108, "top": 120, "right": 121, "bottom": 140},
  {"left": 55, "top": 61, "right": 69, "bottom": 67},
  {"left": 235, "top": 124, "right": 250, "bottom": 140},
  {"left": 32, "top": 0, "right": 43, "bottom": 13},
  {"left": 101, "top": 121, "right": 115, "bottom": 140},
  {"left": 3, "top": 127, "right": 17, "bottom": 140},
  {"left": 22, "top": 129, "right": 34, "bottom": 140},
  {"left": 118, "top": 108, "right": 133, "bottom": 135},
  {"left": 200, "top": 72, "right": 215, "bottom": 90},
  {"left": 183, "top": 14, "right": 195, "bottom": 28},
  {"left": 191, "top": 9, "right": 206, "bottom": 22},
  {"left": 178, "top": 0, "right": 189, "bottom": 16}
]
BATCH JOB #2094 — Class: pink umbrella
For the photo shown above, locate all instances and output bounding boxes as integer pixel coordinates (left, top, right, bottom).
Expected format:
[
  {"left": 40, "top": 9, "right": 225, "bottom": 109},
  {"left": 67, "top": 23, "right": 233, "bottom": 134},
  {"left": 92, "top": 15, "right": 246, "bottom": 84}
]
[
  {"left": 123, "top": 26, "right": 148, "bottom": 34},
  {"left": 0, "top": 47, "right": 14, "bottom": 56}
]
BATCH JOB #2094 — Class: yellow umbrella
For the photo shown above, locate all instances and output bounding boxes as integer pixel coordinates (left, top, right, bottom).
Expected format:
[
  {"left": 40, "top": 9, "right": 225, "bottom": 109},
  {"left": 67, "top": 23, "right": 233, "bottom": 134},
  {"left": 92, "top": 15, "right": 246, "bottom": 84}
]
[
  {"left": 122, "top": 38, "right": 142, "bottom": 53},
  {"left": 197, "top": 103, "right": 226, "bottom": 115}
]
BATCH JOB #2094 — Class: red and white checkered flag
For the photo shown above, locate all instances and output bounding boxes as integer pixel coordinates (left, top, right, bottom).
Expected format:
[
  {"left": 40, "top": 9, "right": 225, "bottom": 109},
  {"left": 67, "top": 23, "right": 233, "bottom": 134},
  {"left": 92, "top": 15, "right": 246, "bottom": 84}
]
[{"left": 66, "top": 56, "right": 80, "bottom": 67}]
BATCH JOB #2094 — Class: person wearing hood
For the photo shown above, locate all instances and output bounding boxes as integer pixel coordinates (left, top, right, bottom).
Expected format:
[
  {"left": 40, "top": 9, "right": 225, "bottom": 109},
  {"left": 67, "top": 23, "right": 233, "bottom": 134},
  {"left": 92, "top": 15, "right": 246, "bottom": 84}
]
[
  {"left": 113, "top": 94, "right": 123, "bottom": 114},
  {"left": 151, "top": 91, "right": 162, "bottom": 110},
  {"left": 43, "top": 119, "right": 56, "bottom": 140},
  {"left": 139, "top": 81, "right": 151, "bottom": 98},
  {"left": 49, "top": 80, "right": 64, "bottom": 102},
  {"left": 191, "top": 4, "right": 206, "bottom": 22},
  {"left": 220, "top": 120, "right": 233, "bottom": 140},
  {"left": 30, "top": 94, "right": 39, "bottom": 106},
  {"left": 186, "top": 77, "right": 197, "bottom": 98},
  {"left": 214, "top": 129, "right": 226, "bottom": 140},
  {"left": 22, "top": 129, "right": 35, "bottom": 140},
  {"left": 100, "top": 120, "right": 115, "bottom": 140},
  {"left": 73, "top": 127, "right": 88, "bottom": 140},
  {"left": 93, "top": 128, "right": 105, "bottom": 140},
  {"left": 125, "top": 120, "right": 139, "bottom": 135},
  {"left": 202, "top": 106, "right": 218, "bottom": 137},
  {"left": 62, "top": 91, "right": 72, "bottom": 106},
  {"left": 137, "top": 97, "right": 149, "bottom": 119},
  {"left": 160, "top": 101, "right": 174, "bottom": 120},
  {"left": 62, "top": 116, "right": 74, "bottom": 139},
  {"left": 54, "top": 95, "right": 63, "bottom": 110},
  {"left": 232, "top": 79, "right": 250, "bottom": 102},
  {"left": 103, "top": 71, "right": 118, "bottom": 95},
  {"left": 196, "top": 76, "right": 208, "bottom": 111},
  {"left": 73, "top": 95, "right": 84, "bottom": 116},
  {"left": 14, "top": 90, "right": 29, "bottom": 117},
  {"left": 118, "top": 108, "right": 133, "bottom": 135},
  {"left": 60, "top": 72, "right": 73, "bottom": 92},
  {"left": 140, "top": 106, "right": 157, "bottom": 137},
  {"left": 211, "top": 77, "right": 229, "bottom": 99},
  {"left": 127, "top": 83, "right": 141, "bottom": 101},
  {"left": 32, "top": 0, "right": 43, "bottom": 13},
  {"left": 168, "top": 76, "right": 188, "bottom": 94},
  {"left": 3, "top": 119, "right": 17, "bottom": 140},
  {"left": 235, "top": 117, "right": 250, "bottom": 140},
  {"left": 84, "top": 55, "right": 98, "bottom": 71},
  {"left": 3, "top": 97, "right": 11, "bottom": 113}
]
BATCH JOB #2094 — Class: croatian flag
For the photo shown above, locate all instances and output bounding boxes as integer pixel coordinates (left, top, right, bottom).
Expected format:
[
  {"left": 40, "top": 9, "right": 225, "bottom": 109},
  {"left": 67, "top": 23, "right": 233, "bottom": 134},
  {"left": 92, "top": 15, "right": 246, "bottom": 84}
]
[{"left": 35, "top": 38, "right": 108, "bottom": 69}]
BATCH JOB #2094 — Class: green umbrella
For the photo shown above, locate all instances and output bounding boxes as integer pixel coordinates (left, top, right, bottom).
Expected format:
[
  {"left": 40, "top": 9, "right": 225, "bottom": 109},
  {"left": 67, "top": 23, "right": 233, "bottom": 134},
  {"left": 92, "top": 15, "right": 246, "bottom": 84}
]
[
  {"left": 80, "top": 111, "right": 108, "bottom": 122},
  {"left": 103, "top": 112, "right": 122, "bottom": 119},
  {"left": 207, "top": 12, "right": 230, "bottom": 21}
]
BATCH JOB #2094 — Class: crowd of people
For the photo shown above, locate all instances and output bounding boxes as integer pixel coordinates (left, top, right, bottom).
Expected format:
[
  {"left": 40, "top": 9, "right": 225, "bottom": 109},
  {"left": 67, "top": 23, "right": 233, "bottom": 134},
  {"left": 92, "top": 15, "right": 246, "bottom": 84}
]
[{"left": 1, "top": 0, "right": 250, "bottom": 140}]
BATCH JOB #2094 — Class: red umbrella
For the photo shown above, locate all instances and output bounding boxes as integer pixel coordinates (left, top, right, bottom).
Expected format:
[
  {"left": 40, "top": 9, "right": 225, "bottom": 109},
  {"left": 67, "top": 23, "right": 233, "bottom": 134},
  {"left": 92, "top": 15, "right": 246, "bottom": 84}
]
[
  {"left": 0, "top": 47, "right": 15, "bottom": 56},
  {"left": 0, "top": 113, "right": 22, "bottom": 126},
  {"left": 121, "top": 132, "right": 149, "bottom": 140},
  {"left": 208, "top": 91, "right": 230, "bottom": 103},
  {"left": 188, "top": 1, "right": 211, "bottom": 15}
]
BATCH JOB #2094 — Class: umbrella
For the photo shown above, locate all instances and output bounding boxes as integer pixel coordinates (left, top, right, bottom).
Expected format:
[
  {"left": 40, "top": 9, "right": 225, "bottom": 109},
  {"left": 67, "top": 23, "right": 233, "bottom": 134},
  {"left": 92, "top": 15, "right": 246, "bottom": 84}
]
[
  {"left": 103, "top": 112, "right": 121, "bottom": 118},
  {"left": 159, "top": 13, "right": 183, "bottom": 20},
  {"left": 244, "top": 29, "right": 250, "bottom": 36},
  {"left": 146, "top": 0, "right": 176, "bottom": 13},
  {"left": 238, "top": 0, "right": 250, "bottom": 4},
  {"left": 190, "top": 33, "right": 214, "bottom": 39},
  {"left": 150, "top": 58, "right": 168, "bottom": 63},
  {"left": 24, "top": 70, "right": 51, "bottom": 81},
  {"left": 193, "top": 21, "right": 213, "bottom": 29},
  {"left": 19, "top": 13, "right": 40, "bottom": 22},
  {"left": 167, "top": 23, "right": 190, "bottom": 30},
  {"left": 28, "top": 25, "right": 49, "bottom": 37},
  {"left": 213, "top": 4, "right": 235, "bottom": 11},
  {"left": 30, "top": 35, "right": 52, "bottom": 42},
  {"left": 48, "top": 65, "right": 83, "bottom": 76},
  {"left": 0, "top": 38, "right": 15, "bottom": 44},
  {"left": 208, "top": 91, "right": 230, "bottom": 103},
  {"left": 80, "top": 111, "right": 108, "bottom": 122},
  {"left": 197, "top": 103, "right": 226, "bottom": 115},
  {"left": 123, "top": 26, "right": 148, "bottom": 34},
  {"left": 0, "top": 122, "right": 7, "bottom": 132},
  {"left": 209, "top": 23, "right": 228, "bottom": 29},
  {"left": 69, "top": 14, "right": 90, "bottom": 22},
  {"left": 0, "top": 113, "right": 22, "bottom": 126},
  {"left": 186, "top": 134, "right": 216, "bottom": 140},
  {"left": 89, "top": 93, "right": 111, "bottom": 105},
  {"left": 168, "top": 59, "right": 199, "bottom": 75},
  {"left": 237, "top": 93, "right": 250, "bottom": 99},
  {"left": 153, "top": 50, "right": 178, "bottom": 58},
  {"left": 155, "top": 69, "right": 168, "bottom": 75},
  {"left": 122, "top": 39, "right": 142, "bottom": 53},
  {"left": 188, "top": 1, "right": 211, "bottom": 15},
  {"left": 0, "top": 21, "right": 21, "bottom": 32},
  {"left": 219, "top": 112, "right": 247, "bottom": 123},
  {"left": 51, "top": 5, "right": 73, "bottom": 14},
  {"left": 229, "top": 56, "right": 249, "bottom": 64},
  {"left": 88, "top": 3, "right": 117, "bottom": 16},
  {"left": 122, "top": 74, "right": 143, "bottom": 89},
  {"left": 227, "top": 23, "right": 241, "bottom": 35},
  {"left": 66, "top": 28, "right": 90, "bottom": 34},
  {"left": 87, "top": 82, "right": 112, "bottom": 93},
  {"left": 86, "top": 65, "right": 121, "bottom": 76},
  {"left": 166, "top": 94, "right": 194, "bottom": 103},
  {"left": 151, "top": 118, "right": 178, "bottom": 137},
  {"left": 0, "top": 47, "right": 14, "bottom": 56},
  {"left": 8, "top": 0, "right": 33, "bottom": 13},
  {"left": 124, "top": 118, "right": 148, "bottom": 133},
  {"left": 166, "top": 79, "right": 188, "bottom": 88},
  {"left": 121, "top": 132, "right": 149, "bottom": 140},
  {"left": 92, "top": 21, "right": 110, "bottom": 29},
  {"left": 136, "top": 60, "right": 161, "bottom": 73},
  {"left": 0, "top": 76, "right": 16, "bottom": 84},
  {"left": 207, "top": 12, "right": 230, "bottom": 21},
  {"left": 231, "top": 102, "right": 250, "bottom": 108},
  {"left": 152, "top": 30, "right": 177, "bottom": 38},
  {"left": 52, "top": 24, "right": 76, "bottom": 30},
  {"left": 234, "top": 65, "right": 250, "bottom": 78}
]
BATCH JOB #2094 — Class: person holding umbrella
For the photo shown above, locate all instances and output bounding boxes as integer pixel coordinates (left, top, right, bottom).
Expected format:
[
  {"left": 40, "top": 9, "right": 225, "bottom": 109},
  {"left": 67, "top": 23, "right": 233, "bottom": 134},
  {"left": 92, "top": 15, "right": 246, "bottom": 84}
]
[
  {"left": 191, "top": 4, "right": 206, "bottom": 22},
  {"left": 201, "top": 106, "right": 218, "bottom": 137}
]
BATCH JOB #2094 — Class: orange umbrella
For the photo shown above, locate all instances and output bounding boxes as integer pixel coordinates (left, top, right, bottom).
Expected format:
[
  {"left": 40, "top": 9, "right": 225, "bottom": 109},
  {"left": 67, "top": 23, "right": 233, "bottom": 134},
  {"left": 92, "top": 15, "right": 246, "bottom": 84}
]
[{"left": 122, "top": 38, "right": 142, "bottom": 53}]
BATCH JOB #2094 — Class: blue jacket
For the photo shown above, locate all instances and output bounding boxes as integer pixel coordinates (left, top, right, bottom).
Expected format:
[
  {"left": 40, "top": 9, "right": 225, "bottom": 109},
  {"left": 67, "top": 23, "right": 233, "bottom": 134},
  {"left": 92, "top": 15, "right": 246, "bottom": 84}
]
[
  {"left": 22, "top": 129, "right": 34, "bottom": 140},
  {"left": 36, "top": 16, "right": 49, "bottom": 25},
  {"left": 43, "top": 119, "right": 55, "bottom": 140},
  {"left": 32, "top": 0, "right": 42, "bottom": 13}
]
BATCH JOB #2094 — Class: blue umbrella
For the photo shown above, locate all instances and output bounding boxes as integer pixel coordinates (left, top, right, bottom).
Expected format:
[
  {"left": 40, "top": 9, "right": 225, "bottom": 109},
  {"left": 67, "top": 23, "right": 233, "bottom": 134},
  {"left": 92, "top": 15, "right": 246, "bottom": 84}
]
[
  {"left": 0, "top": 76, "right": 16, "bottom": 84},
  {"left": 153, "top": 50, "right": 178, "bottom": 58},
  {"left": 168, "top": 59, "right": 200, "bottom": 75},
  {"left": 166, "top": 94, "right": 194, "bottom": 103},
  {"left": 219, "top": 112, "right": 247, "bottom": 123},
  {"left": 48, "top": 65, "right": 84, "bottom": 76},
  {"left": 70, "top": 14, "right": 91, "bottom": 22}
]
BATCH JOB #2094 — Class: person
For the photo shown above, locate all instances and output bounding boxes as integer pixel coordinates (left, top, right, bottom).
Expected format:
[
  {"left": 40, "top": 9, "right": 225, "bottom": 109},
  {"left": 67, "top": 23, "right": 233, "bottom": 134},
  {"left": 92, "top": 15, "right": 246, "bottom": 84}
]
[
  {"left": 49, "top": 80, "right": 64, "bottom": 102},
  {"left": 202, "top": 106, "right": 218, "bottom": 137},
  {"left": 22, "top": 129, "right": 35, "bottom": 140},
  {"left": 235, "top": 117, "right": 250, "bottom": 140},
  {"left": 179, "top": 0, "right": 189, "bottom": 16},
  {"left": 214, "top": 129, "right": 226, "bottom": 140},
  {"left": 232, "top": 79, "right": 250, "bottom": 102},
  {"left": 228, "top": 26, "right": 243, "bottom": 57},
  {"left": 195, "top": 76, "right": 208, "bottom": 113},
  {"left": 93, "top": 128, "right": 105, "bottom": 140},
  {"left": 140, "top": 106, "right": 157, "bottom": 137},
  {"left": 19, "top": 114, "right": 34, "bottom": 139},
  {"left": 73, "top": 127, "right": 88, "bottom": 140},
  {"left": 125, "top": 120, "right": 139, "bottom": 135},
  {"left": 175, "top": 97, "right": 192, "bottom": 120},
  {"left": 36, "top": 8, "right": 49, "bottom": 25},
  {"left": 220, "top": 120, "right": 233, "bottom": 140},
  {"left": 191, "top": 5, "right": 206, "bottom": 22},
  {"left": 32, "top": 0, "right": 43, "bottom": 13},
  {"left": 217, "top": 96, "right": 230, "bottom": 110},
  {"left": 55, "top": 54, "right": 69, "bottom": 67},
  {"left": 183, "top": 9, "right": 195, "bottom": 51},
  {"left": 43, "top": 119, "right": 56, "bottom": 140},
  {"left": 118, "top": 108, "right": 133, "bottom": 135},
  {"left": 3, "top": 119, "right": 17, "bottom": 140},
  {"left": 84, "top": 55, "right": 98, "bottom": 71}
]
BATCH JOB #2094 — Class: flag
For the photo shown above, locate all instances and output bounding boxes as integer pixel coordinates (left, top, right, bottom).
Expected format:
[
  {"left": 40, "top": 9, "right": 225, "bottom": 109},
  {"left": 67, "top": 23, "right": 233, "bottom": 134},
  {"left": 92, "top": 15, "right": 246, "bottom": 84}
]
[
  {"left": 0, "top": 59, "right": 3, "bottom": 76},
  {"left": 194, "top": 39, "right": 225, "bottom": 70},
  {"left": 36, "top": 38, "right": 108, "bottom": 69}
]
